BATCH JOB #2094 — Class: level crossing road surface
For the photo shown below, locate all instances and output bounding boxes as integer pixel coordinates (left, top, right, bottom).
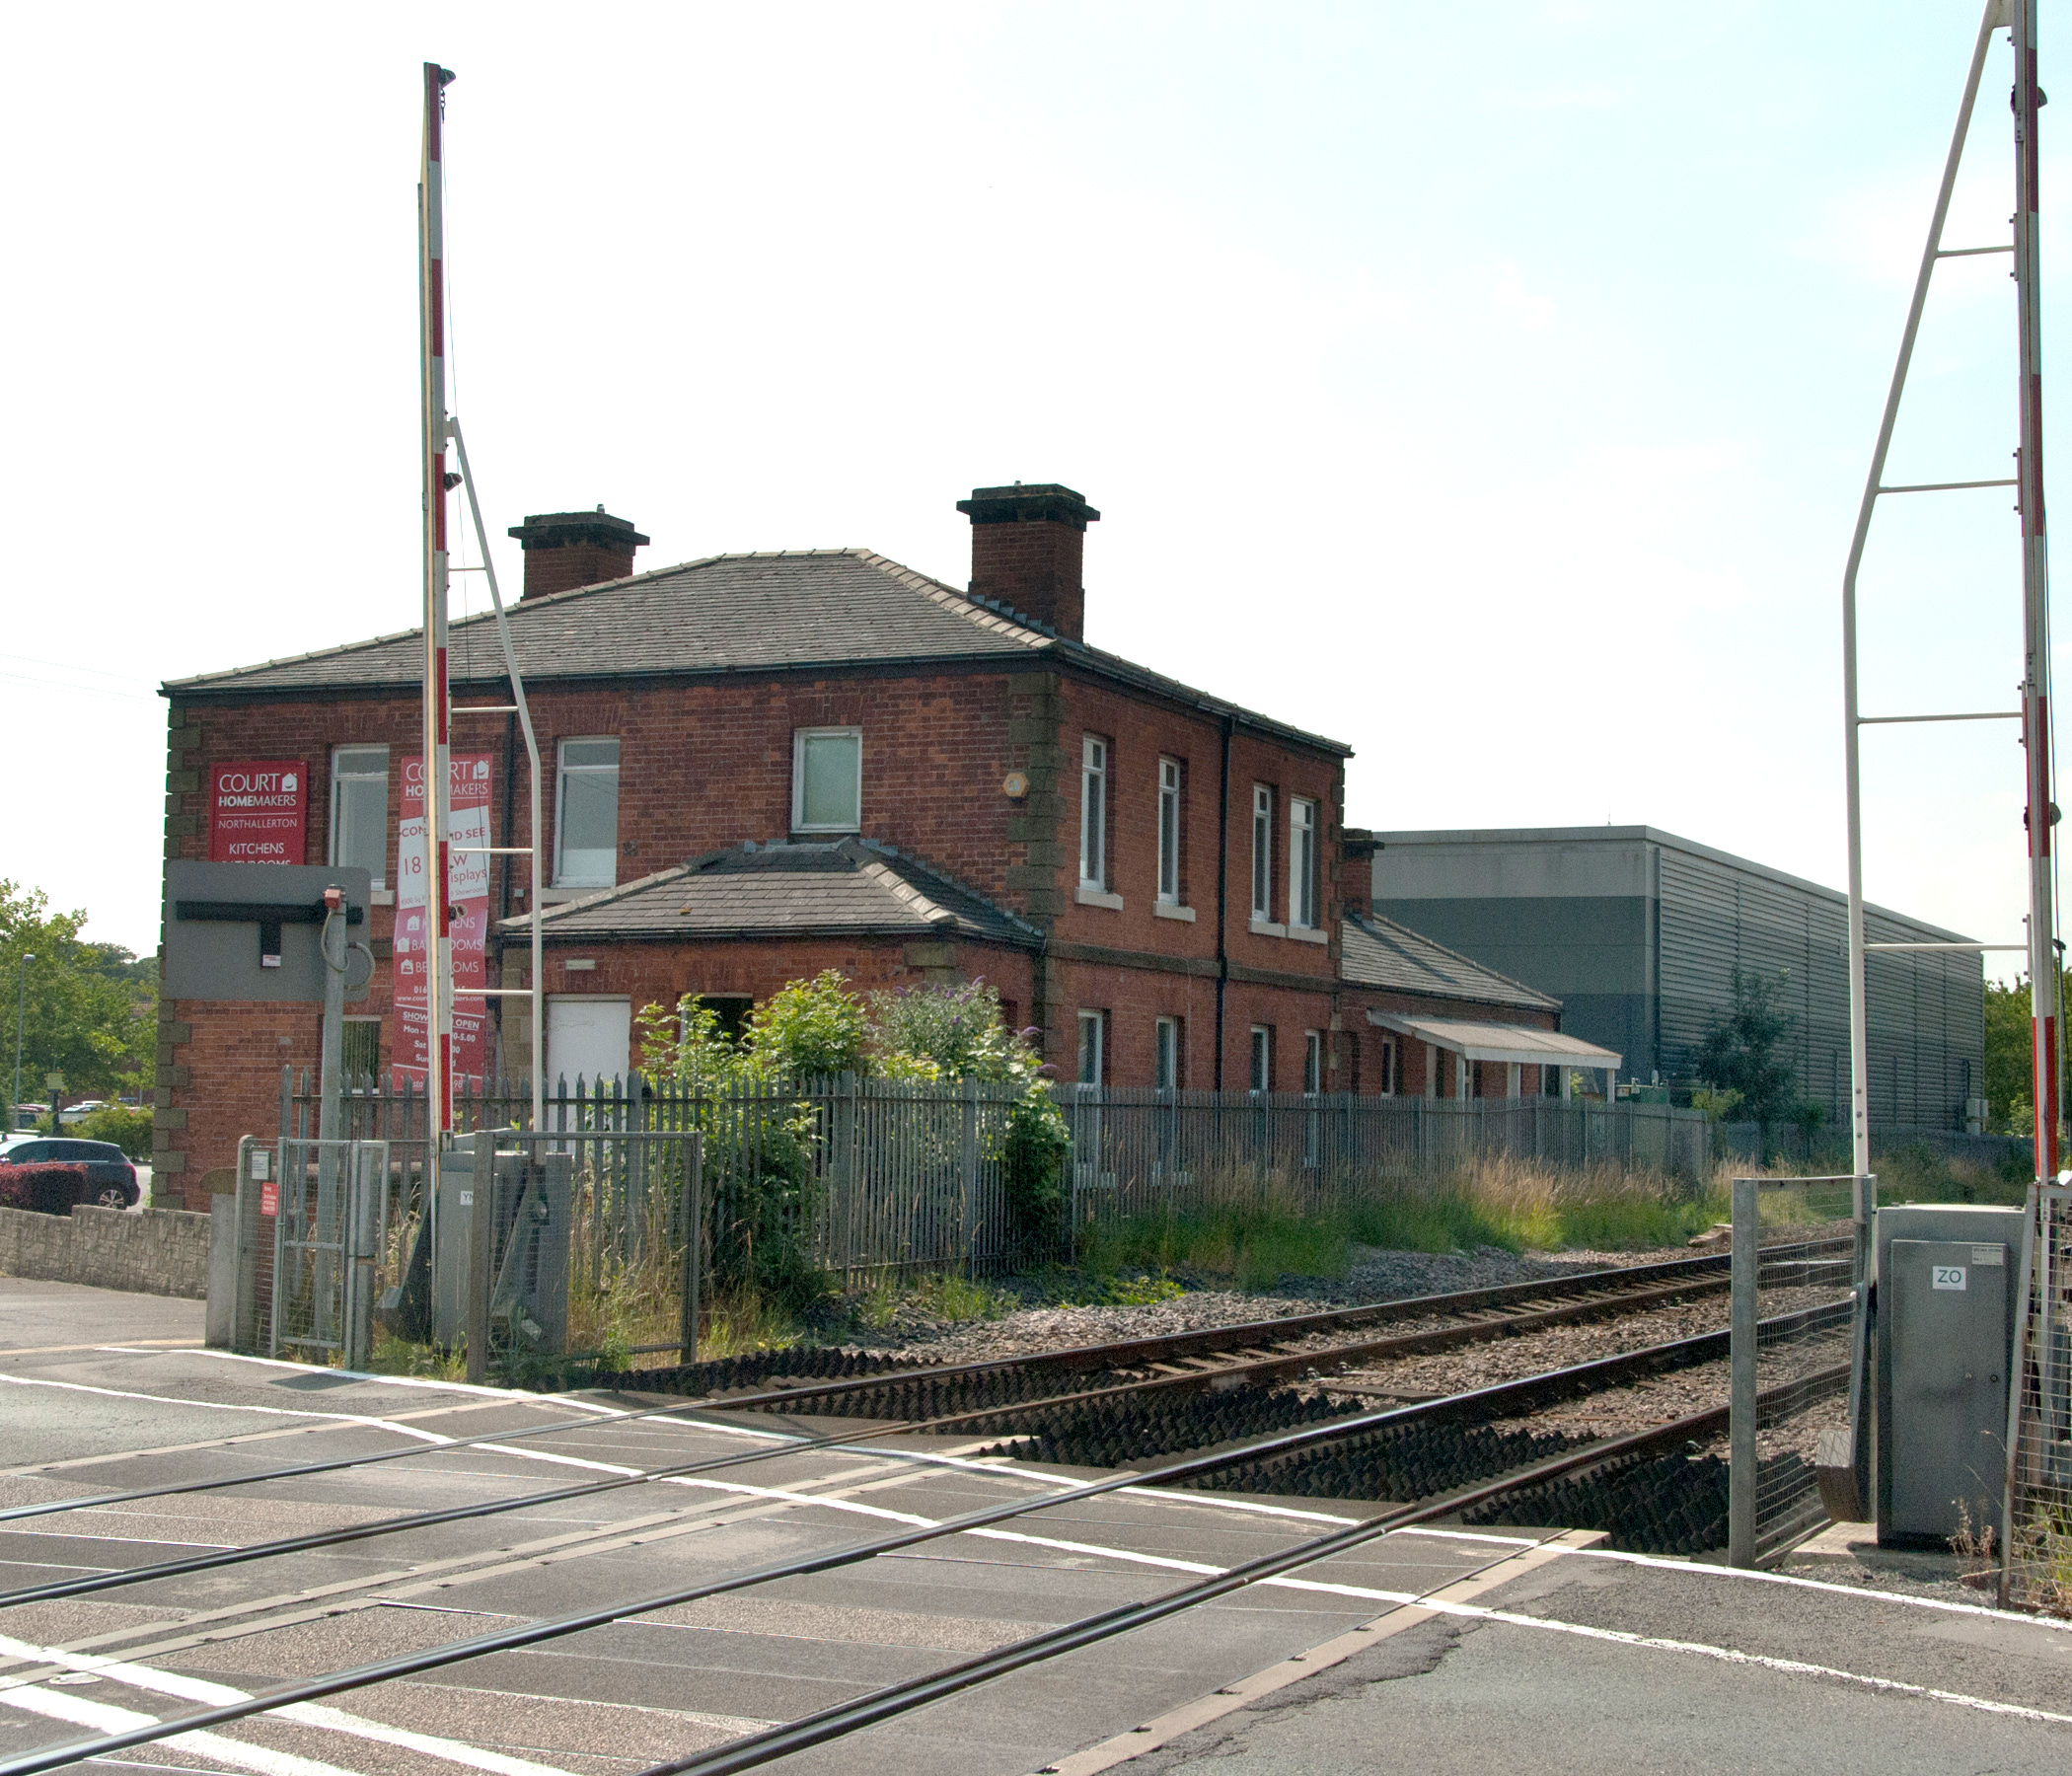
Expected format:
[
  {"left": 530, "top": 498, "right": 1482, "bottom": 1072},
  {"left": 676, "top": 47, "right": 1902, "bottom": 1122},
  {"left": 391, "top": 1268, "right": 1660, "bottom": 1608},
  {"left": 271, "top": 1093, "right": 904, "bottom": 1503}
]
[{"left": 0, "top": 1280, "right": 2069, "bottom": 1776}]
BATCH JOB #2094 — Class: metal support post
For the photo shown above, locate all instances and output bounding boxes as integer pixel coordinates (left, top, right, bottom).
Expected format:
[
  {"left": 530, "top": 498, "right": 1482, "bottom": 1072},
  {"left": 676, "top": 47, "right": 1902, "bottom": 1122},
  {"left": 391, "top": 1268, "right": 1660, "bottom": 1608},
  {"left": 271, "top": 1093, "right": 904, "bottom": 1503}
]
[
  {"left": 344, "top": 1145, "right": 381, "bottom": 1370},
  {"left": 679, "top": 1132, "right": 703, "bottom": 1365},
  {"left": 1729, "top": 1175, "right": 1759, "bottom": 1568},
  {"left": 466, "top": 1125, "right": 493, "bottom": 1383},
  {"left": 2001, "top": 1180, "right": 2041, "bottom": 1604}
]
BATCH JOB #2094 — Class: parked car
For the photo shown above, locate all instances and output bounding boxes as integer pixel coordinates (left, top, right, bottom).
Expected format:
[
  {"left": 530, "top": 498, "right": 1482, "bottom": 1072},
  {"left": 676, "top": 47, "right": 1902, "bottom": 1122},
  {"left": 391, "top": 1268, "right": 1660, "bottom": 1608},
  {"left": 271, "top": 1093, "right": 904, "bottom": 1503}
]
[
  {"left": 11, "top": 1104, "right": 46, "bottom": 1132},
  {"left": 0, "top": 1138, "right": 139, "bottom": 1208},
  {"left": 57, "top": 1100, "right": 106, "bottom": 1126}
]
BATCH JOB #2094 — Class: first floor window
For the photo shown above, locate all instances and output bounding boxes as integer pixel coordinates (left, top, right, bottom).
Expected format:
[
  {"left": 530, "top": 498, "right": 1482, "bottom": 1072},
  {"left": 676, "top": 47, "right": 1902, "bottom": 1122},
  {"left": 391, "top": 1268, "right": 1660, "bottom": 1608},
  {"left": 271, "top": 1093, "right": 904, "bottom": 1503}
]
[
  {"left": 331, "top": 745, "right": 390, "bottom": 888},
  {"left": 1250, "top": 1025, "right": 1272, "bottom": 1093},
  {"left": 793, "top": 727, "right": 862, "bottom": 833},
  {"left": 1154, "top": 1015, "right": 1181, "bottom": 1091},
  {"left": 1290, "top": 796, "right": 1318, "bottom": 929},
  {"left": 1157, "top": 757, "right": 1182, "bottom": 902},
  {"left": 1076, "top": 1009, "right": 1106, "bottom": 1085},
  {"left": 555, "top": 737, "right": 621, "bottom": 887},
  {"left": 1303, "top": 1030, "right": 1323, "bottom": 1095},
  {"left": 1080, "top": 735, "right": 1109, "bottom": 889},
  {"left": 1251, "top": 785, "right": 1274, "bottom": 920}
]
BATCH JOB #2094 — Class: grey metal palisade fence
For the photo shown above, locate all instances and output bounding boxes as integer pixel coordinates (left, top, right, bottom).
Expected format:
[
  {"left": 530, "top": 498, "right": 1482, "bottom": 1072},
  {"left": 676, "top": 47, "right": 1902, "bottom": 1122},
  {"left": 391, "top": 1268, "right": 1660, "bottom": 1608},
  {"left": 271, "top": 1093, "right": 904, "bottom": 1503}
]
[{"left": 282, "top": 1070, "right": 1716, "bottom": 1281}]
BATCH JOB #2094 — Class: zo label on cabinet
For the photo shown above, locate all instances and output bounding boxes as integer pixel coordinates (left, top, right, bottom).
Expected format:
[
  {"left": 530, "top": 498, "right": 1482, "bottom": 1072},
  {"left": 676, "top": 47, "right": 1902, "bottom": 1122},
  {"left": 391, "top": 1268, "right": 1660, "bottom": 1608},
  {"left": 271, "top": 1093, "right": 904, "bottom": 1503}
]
[{"left": 1932, "top": 1265, "right": 1967, "bottom": 1292}]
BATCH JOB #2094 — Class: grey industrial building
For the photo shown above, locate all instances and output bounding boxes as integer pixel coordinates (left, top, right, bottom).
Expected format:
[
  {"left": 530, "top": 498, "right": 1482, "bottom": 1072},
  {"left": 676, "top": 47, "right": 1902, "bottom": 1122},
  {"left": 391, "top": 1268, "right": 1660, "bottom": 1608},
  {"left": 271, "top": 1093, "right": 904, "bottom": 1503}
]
[{"left": 1356, "top": 826, "right": 1985, "bottom": 1133}]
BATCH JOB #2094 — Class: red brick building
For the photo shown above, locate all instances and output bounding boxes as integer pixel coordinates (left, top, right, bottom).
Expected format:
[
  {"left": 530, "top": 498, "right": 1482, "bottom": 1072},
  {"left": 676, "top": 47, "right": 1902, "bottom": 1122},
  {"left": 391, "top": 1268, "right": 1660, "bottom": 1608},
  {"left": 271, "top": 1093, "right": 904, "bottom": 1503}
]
[{"left": 155, "top": 484, "right": 1591, "bottom": 1204}]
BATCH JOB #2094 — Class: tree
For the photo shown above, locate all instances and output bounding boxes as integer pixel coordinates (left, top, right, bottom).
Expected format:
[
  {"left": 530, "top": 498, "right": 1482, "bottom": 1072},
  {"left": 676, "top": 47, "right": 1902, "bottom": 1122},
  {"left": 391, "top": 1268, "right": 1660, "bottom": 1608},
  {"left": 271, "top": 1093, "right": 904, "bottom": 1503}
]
[
  {"left": 0, "top": 882, "right": 155, "bottom": 1119},
  {"left": 1692, "top": 968, "right": 1799, "bottom": 1137},
  {"left": 1983, "top": 974, "right": 2055, "bottom": 1136}
]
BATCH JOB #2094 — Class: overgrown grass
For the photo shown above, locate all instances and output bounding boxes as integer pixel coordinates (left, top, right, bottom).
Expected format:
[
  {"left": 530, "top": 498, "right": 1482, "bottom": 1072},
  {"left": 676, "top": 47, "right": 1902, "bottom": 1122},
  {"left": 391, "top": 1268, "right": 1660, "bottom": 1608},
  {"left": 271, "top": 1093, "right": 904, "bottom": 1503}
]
[{"left": 1061, "top": 1151, "right": 1888, "bottom": 1294}]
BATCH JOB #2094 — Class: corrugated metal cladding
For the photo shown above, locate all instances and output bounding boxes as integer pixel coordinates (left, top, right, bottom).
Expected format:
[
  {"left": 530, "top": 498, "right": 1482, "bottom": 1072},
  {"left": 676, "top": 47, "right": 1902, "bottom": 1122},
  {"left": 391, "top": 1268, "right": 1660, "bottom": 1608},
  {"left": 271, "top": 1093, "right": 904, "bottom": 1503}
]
[{"left": 1369, "top": 827, "right": 1983, "bottom": 1134}]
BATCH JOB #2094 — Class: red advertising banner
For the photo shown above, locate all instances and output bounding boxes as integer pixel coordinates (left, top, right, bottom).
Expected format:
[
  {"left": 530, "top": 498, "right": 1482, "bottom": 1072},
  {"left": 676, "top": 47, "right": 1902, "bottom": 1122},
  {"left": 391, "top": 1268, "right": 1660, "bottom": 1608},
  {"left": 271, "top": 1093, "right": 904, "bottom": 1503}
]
[
  {"left": 207, "top": 761, "right": 306, "bottom": 863},
  {"left": 396, "top": 754, "right": 494, "bottom": 1087}
]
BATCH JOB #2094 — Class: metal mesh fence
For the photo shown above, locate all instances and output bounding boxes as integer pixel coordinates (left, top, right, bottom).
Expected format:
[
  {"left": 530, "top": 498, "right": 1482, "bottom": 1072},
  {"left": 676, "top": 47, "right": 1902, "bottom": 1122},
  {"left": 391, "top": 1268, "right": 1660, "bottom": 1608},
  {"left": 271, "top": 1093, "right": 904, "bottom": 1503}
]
[
  {"left": 2004, "top": 1184, "right": 2072, "bottom": 1611},
  {"left": 1731, "top": 1176, "right": 1864, "bottom": 1565}
]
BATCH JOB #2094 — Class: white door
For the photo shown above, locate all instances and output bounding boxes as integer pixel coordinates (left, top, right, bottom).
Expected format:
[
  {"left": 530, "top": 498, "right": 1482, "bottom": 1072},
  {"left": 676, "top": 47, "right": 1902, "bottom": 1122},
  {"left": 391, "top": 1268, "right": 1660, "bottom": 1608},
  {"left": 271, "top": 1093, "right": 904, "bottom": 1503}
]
[{"left": 547, "top": 998, "right": 631, "bottom": 1088}]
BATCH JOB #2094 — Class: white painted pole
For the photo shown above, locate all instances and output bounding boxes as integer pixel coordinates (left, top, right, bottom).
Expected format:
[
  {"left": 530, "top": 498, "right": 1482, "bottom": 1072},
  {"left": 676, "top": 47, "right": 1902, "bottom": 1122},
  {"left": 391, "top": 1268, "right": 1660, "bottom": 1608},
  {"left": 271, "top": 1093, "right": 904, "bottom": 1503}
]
[
  {"left": 419, "top": 64, "right": 456, "bottom": 1146},
  {"left": 2011, "top": 0, "right": 2059, "bottom": 1184}
]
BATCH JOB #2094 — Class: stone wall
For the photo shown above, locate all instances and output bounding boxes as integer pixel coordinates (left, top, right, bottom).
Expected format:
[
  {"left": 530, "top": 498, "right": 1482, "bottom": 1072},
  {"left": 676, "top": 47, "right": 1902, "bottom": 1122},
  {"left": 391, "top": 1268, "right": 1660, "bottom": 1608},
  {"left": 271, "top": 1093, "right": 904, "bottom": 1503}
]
[{"left": 0, "top": 1205, "right": 211, "bottom": 1299}]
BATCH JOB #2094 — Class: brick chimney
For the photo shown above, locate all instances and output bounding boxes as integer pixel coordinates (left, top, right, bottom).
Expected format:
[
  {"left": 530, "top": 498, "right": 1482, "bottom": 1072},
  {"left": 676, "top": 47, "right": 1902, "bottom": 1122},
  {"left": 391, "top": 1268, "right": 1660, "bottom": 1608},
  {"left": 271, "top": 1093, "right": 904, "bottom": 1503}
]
[
  {"left": 506, "top": 507, "right": 649, "bottom": 600},
  {"left": 956, "top": 482, "right": 1100, "bottom": 640}
]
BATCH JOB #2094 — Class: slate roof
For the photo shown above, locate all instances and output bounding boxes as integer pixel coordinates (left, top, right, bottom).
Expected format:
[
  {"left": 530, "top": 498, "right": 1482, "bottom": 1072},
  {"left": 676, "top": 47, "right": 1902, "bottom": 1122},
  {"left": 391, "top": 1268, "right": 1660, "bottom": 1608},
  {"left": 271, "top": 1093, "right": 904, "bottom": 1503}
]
[
  {"left": 1339, "top": 912, "right": 1558, "bottom": 1014},
  {"left": 162, "top": 548, "right": 1349, "bottom": 757},
  {"left": 499, "top": 839, "right": 1043, "bottom": 949}
]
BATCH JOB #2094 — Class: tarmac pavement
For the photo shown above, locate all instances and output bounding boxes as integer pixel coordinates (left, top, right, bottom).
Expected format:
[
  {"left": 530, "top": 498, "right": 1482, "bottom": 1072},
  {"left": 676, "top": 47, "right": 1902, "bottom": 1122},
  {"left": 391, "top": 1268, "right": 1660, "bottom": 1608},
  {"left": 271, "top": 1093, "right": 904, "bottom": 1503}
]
[{"left": 0, "top": 1277, "right": 2067, "bottom": 1775}]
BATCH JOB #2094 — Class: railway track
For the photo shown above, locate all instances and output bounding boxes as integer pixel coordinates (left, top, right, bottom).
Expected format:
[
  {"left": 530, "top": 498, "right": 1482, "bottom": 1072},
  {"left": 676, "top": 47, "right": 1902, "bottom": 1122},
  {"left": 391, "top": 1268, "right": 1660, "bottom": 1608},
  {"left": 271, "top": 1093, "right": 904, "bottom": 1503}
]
[{"left": 628, "top": 1231, "right": 1853, "bottom": 1416}]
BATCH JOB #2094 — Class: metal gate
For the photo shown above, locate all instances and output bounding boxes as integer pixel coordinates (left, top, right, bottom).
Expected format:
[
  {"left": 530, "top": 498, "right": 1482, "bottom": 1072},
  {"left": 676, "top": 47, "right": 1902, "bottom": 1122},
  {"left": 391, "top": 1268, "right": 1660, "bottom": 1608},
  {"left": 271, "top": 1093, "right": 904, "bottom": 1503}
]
[{"left": 270, "top": 1137, "right": 389, "bottom": 1367}]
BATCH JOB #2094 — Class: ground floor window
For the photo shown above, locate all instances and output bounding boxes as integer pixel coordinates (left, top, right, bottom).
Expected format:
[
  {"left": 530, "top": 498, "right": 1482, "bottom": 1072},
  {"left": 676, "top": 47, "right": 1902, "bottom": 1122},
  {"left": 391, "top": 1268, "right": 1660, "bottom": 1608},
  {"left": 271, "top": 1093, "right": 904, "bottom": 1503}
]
[
  {"left": 685, "top": 993, "right": 754, "bottom": 1046},
  {"left": 1076, "top": 1009, "right": 1106, "bottom": 1085},
  {"left": 1154, "top": 1016, "right": 1181, "bottom": 1091},
  {"left": 342, "top": 1017, "right": 381, "bottom": 1080},
  {"left": 1378, "top": 1035, "right": 1399, "bottom": 1096},
  {"left": 1249, "top": 1025, "right": 1272, "bottom": 1093},
  {"left": 1303, "top": 1030, "right": 1323, "bottom": 1095},
  {"left": 1543, "top": 1064, "right": 1562, "bottom": 1096}
]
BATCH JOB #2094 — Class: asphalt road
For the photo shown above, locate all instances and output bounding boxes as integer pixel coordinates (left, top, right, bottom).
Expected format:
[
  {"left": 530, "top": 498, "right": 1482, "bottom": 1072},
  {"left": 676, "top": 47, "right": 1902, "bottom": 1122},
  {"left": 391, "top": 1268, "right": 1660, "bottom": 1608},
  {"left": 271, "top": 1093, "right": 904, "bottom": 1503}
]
[{"left": 1, "top": 1277, "right": 2069, "bottom": 1776}]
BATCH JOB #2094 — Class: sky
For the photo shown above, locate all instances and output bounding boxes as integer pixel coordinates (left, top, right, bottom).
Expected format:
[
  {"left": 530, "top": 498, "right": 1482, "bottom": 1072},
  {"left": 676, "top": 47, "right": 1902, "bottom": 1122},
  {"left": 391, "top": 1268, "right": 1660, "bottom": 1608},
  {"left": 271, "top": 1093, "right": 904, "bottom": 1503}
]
[{"left": 0, "top": 2, "right": 2059, "bottom": 979}]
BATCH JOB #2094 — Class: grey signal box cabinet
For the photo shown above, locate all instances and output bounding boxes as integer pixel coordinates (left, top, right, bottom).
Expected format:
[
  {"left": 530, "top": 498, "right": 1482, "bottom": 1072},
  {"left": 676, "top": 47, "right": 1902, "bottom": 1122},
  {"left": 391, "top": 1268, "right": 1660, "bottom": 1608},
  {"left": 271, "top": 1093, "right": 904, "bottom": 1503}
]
[{"left": 1876, "top": 1203, "right": 2025, "bottom": 1546}]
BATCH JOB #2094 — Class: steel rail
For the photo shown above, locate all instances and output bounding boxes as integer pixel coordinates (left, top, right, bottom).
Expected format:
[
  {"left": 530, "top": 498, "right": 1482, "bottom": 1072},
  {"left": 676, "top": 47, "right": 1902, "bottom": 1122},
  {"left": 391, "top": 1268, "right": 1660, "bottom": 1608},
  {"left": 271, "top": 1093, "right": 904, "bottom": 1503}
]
[
  {"left": 0, "top": 1286, "right": 1851, "bottom": 1620},
  {"left": 0, "top": 1327, "right": 1853, "bottom": 1776},
  {"left": 0, "top": 1235, "right": 1848, "bottom": 1528},
  {"left": 633, "top": 1363, "right": 1856, "bottom": 1776}
]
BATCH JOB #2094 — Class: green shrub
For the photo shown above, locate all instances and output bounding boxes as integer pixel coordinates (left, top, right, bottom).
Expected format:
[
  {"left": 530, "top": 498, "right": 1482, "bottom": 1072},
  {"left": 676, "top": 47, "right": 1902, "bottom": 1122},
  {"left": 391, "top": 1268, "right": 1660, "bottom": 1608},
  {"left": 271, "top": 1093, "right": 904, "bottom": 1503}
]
[
  {"left": 1002, "top": 1083, "right": 1071, "bottom": 1248},
  {"left": 75, "top": 1102, "right": 151, "bottom": 1160}
]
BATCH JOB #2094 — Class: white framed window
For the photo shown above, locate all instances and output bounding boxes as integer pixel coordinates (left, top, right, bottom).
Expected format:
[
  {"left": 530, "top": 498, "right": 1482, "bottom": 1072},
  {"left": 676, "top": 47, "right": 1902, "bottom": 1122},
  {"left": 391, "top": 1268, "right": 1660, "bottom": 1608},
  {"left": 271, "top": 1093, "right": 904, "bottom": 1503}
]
[
  {"left": 792, "top": 727, "right": 862, "bottom": 833},
  {"left": 1251, "top": 785, "right": 1274, "bottom": 921},
  {"left": 1154, "top": 1015, "right": 1180, "bottom": 1091},
  {"left": 1249, "top": 1025, "right": 1272, "bottom": 1093},
  {"left": 1379, "top": 1036, "right": 1399, "bottom": 1097},
  {"left": 1290, "top": 797, "right": 1319, "bottom": 929},
  {"left": 555, "top": 737, "right": 621, "bottom": 887},
  {"left": 330, "top": 746, "right": 390, "bottom": 889},
  {"left": 1156, "top": 758, "right": 1182, "bottom": 903},
  {"left": 1303, "top": 1030, "right": 1323, "bottom": 1095},
  {"left": 1080, "top": 735, "right": 1109, "bottom": 889},
  {"left": 1076, "top": 1008, "right": 1106, "bottom": 1085}
]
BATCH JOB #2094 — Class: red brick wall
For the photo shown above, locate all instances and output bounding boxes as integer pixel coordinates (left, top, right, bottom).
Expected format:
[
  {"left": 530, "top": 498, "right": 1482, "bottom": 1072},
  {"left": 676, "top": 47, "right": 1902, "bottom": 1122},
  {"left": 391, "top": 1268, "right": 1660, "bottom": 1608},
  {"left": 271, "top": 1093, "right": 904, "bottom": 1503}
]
[{"left": 968, "top": 521, "right": 1085, "bottom": 640}]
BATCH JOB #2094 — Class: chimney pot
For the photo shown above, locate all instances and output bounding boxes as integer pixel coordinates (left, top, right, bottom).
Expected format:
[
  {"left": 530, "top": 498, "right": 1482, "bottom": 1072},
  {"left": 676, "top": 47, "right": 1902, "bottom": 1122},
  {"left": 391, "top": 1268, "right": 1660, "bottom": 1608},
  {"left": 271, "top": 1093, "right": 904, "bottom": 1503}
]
[
  {"left": 506, "top": 509, "right": 649, "bottom": 600},
  {"left": 956, "top": 482, "right": 1099, "bottom": 641}
]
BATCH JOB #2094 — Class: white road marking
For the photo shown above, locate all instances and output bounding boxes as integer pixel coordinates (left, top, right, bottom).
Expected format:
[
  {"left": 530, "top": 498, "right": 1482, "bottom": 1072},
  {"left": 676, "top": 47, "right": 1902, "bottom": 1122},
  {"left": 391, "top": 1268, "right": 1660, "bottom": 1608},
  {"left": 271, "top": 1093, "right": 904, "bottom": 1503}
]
[
  {"left": 0, "top": 1375, "right": 454, "bottom": 1444},
  {"left": 0, "top": 1633, "right": 580, "bottom": 1776},
  {"left": 1394, "top": 1525, "right": 2072, "bottom": 1635},
  {"left": 0, "top": 1678, "right": 364, "bottom": 1776}
]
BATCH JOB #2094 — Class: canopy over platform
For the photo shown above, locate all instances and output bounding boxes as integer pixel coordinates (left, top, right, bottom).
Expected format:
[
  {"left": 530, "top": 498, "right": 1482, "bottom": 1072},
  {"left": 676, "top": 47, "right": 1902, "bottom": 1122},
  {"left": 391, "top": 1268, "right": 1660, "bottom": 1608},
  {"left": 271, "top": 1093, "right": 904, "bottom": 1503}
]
[{"left": 1364, "top": 1011, "right": 1622, "bottom": 1073}]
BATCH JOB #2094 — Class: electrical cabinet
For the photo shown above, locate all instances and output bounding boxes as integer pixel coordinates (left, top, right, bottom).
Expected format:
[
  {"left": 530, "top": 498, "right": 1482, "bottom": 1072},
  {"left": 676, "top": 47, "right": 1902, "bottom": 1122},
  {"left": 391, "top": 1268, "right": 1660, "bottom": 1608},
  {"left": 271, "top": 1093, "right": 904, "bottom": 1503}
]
[
  {"left": 434, "top": 1144, "right": 571, "bottom": 1355},
  {"left": 1875, "top": 1203, "right": 2025, "bottom": 1546}
]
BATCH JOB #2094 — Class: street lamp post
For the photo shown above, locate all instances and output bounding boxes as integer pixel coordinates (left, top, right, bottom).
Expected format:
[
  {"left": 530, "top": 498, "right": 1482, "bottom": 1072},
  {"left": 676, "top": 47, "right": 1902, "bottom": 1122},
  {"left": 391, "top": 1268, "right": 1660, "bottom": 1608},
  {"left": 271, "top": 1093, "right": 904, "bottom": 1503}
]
[{"left": 12, "top": 953, "right": 33, "bottom": 1126}]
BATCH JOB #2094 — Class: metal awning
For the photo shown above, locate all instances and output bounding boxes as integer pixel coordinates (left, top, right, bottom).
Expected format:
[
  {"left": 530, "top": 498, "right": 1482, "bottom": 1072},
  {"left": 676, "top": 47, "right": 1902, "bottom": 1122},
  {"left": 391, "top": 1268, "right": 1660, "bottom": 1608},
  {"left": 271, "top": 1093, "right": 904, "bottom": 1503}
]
[{"left": 1365, "top": 1011, "right": 1622, "bottom": 1072}]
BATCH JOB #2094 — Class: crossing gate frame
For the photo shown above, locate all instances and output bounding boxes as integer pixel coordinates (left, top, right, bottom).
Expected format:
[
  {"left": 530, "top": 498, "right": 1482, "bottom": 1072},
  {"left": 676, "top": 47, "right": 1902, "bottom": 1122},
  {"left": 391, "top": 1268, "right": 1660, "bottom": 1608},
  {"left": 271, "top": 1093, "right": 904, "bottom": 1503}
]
[{"left": 262, "top": 1136, "right": 390, "bottom": 1368}]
